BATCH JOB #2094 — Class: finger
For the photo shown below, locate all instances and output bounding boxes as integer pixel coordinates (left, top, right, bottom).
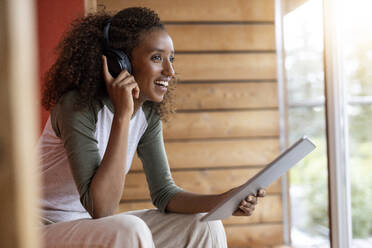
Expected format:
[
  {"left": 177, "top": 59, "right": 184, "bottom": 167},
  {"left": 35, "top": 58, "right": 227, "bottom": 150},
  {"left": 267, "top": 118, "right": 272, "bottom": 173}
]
[
  {"left": 246, "top": 195, "right": 257, "bottom": 205},
  {"left": 239, "top": 200, "right": 251, "bottom": 208},
  {"left": 102, "top": 56, "right": 114, "bottom": 83},
  {"left": 233, "top": 209, "right": 245, "bottom": 216},
  {"left": 115, "top": 80, "right": 137, "bottom": 90},
  {"left": 133, "top": 85, "right": 140, "bottom": 99},
  {"left": 233, "top": 205, "right": 254, "bottom": 216},
  {"left": 116, "top": 69, "right": 131, "bottom": 80},
  {"left": 112, "top": 70, "right": 131, "bottom": 86},
  {"left": 115, "top": 75, "right": 134, "bottom": 86},
  {"left": 239, "top": 205, "right": 253, "bottom": 216},
  {"left": 128, "top": 82, "right": 140, "bottom": 98},
  {"left": 257, "top": 189, "right": 266, "bottom": 197},
  {"left": 242, "top": 201, "right": 255, "bottom": 211},
  {"left": 121, "top": 81, "right": 139, "bottom": 96}
]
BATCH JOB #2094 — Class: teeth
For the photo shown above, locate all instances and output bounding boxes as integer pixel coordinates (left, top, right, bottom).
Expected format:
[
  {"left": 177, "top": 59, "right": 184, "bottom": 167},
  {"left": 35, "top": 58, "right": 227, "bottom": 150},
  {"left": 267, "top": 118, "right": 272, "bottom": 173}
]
[{"left": 155, "top": 81, "right": 168, "bottom": 87}]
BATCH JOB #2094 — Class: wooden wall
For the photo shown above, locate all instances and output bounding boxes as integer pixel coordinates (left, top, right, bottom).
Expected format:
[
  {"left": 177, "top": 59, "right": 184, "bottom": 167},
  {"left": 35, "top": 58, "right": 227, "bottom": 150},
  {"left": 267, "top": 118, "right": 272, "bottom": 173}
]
[{"left": 95, "top": 0, "right": 282, "bottom": 247}]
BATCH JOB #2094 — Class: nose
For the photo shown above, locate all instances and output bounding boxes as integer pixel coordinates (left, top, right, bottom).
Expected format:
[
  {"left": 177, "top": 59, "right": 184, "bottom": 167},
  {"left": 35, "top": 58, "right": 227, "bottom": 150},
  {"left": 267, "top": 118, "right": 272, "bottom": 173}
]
[{"left": 162, "top": 59, "right": 175, "bottom": 77}]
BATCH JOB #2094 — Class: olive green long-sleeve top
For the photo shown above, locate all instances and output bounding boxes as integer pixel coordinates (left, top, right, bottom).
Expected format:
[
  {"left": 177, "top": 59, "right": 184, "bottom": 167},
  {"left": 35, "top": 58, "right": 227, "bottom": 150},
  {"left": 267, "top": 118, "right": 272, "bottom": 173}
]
[{"left": 39, "top": 90, "right": 182, "bottom": 224}]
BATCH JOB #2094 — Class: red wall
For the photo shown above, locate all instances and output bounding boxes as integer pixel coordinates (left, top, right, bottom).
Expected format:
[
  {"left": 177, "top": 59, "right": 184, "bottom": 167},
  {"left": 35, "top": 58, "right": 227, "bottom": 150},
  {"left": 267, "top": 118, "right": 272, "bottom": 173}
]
[{"left": 37, "top": 0, "right": 85, "bottom": 131}]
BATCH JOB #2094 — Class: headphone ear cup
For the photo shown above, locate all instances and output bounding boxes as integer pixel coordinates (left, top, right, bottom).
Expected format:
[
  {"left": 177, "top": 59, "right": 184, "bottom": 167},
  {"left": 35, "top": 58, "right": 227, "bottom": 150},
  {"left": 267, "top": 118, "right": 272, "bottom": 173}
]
[
  {"left": 105, "top": 48, "right": 132, "bottom": 78},
  {"left": 105, "top": 50, "right": 122, "bottom": 78},
  {"left": 115, "top": 50, "right": 132, "bottom": 75}
]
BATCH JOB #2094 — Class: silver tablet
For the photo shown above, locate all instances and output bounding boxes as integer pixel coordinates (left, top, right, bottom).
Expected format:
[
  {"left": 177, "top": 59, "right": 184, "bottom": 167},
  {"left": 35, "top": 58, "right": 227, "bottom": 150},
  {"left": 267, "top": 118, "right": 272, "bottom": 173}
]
[{"left": 200, "top": 136, "right": 316, "bottom": 222}]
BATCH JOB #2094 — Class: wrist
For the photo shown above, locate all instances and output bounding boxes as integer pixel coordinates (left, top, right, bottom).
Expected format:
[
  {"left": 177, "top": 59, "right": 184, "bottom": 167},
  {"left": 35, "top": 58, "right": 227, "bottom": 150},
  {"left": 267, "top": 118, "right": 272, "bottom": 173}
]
[{"left": 113, "top": 113, "right": 131, "bottom": 124}]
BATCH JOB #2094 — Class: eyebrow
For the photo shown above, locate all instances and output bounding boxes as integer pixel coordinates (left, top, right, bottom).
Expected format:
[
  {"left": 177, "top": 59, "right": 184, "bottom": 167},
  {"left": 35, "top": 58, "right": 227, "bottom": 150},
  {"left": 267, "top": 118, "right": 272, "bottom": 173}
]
[{"left": 150, "top": 48, "right": 175, "bottom": 54}]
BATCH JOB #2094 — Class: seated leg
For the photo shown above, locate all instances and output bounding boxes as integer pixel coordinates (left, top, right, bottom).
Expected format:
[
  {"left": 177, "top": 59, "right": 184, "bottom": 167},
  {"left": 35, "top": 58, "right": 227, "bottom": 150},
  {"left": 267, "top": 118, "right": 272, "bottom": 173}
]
[
  {"left": 127, "top": 209, "right": 228, "bottom": 248},
  {"left": 43, "top": 213, "right": 155, "bottom": 248}
]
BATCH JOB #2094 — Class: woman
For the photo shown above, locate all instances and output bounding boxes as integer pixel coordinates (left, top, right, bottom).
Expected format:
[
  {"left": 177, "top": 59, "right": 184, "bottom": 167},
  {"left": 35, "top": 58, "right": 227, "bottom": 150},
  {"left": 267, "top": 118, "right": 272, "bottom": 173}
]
[{"left": 39, "top": 7, "right": 265, "bottom": 247}]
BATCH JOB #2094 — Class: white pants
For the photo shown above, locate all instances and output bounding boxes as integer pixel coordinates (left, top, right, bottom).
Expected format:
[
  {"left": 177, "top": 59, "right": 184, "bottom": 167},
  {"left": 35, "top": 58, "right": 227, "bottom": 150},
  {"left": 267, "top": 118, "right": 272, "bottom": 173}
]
[{"left": 42, "top": 209, "right": 227, "bottom": 248}]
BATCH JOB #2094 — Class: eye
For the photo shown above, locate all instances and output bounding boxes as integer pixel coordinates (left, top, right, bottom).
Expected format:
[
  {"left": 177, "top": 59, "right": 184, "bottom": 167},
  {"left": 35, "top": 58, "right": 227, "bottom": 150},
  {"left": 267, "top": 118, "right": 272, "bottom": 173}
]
[
  {"left": 169, "top": 56, "right": 175, "bottom": 63},
  {"left": 151, "top": 54, "right": 162, "bottom": 62}
]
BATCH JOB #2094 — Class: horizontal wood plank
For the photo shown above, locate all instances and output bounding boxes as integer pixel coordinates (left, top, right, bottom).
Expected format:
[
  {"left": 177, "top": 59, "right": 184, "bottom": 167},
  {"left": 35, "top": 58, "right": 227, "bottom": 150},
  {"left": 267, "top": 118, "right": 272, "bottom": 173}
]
[
  {"left": 116, "top": 201, "right": 154, "bottom": 213},
  {"left": 174, "top": 82, "right": 278, "bottom": 110},
  {"left": 98, "top": 0, "right": 274, "bottom": 22},
  {"left": 167, "top": 24, "right": 275, "bottom": 51},
  {"left": 174, "top": 53, "right": 277, "bottom": 81},
  {"left": 123, "top": 169, "right": 282, "bottom": 201},
  {"left": 131, "top": 139, "right": 280, "bottom": 170},
  {"left": 164, "top": 111, "right": 279, "bottom": 140},
  {"left": 225, "top": 223, "right": 283, "bottom": 247},
  {"left": 117, "top": 195, "right": 282, "bottom": 225}
]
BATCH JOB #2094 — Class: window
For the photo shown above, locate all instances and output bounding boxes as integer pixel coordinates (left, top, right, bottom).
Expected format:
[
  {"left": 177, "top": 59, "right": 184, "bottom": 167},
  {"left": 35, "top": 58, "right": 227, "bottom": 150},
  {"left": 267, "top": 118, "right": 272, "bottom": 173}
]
[
  {"left": 282, "top": 0, "right": 329, "bottom": 246},
  {"left": 280, "top": 0, "right": 372, "bottom": 247},
  {"left": 342, "top": 0, "right": 372, "bottom": 245}
]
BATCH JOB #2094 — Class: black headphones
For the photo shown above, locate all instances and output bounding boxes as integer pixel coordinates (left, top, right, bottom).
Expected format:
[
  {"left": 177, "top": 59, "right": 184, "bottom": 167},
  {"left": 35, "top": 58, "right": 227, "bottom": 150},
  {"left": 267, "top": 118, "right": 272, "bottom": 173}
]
[{"left": 103, "top": 19, "right": 132, "bottom": 77}]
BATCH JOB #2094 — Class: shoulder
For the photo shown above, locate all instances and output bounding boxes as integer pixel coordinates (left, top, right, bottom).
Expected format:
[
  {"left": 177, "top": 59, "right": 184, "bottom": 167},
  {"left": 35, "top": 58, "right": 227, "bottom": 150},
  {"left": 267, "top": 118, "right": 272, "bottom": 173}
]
[
  {"left": 52, "top": 90, "right": 106, "bottom": 118},
  {"left": 138, "top": 102, "right": 162, "bottom": 143},
  {"left": 50, "top": 90, "right": 105, "bottom": 137},
  {"left": 142, "top": 102, "right": 161, "bottom": 125}
]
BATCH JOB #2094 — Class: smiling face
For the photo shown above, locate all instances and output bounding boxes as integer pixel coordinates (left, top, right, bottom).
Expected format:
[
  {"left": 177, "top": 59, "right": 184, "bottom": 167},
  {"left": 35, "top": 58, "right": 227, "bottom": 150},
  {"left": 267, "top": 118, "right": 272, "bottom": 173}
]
[{"left": 131, "top": 28, "right": 175, "bottom": 103}]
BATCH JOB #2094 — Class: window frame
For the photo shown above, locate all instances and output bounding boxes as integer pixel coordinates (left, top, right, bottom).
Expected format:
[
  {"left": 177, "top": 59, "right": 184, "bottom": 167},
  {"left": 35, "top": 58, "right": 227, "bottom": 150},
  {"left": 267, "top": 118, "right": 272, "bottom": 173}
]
[
  {"left": 277, "top": 0, "right": 353, "bottom": 247},
  {"left": 323, "top": 0, "right": 352, "bottom": 246},
  {"left": 275, "top": 0, "right": 291, "bottom": 244}
]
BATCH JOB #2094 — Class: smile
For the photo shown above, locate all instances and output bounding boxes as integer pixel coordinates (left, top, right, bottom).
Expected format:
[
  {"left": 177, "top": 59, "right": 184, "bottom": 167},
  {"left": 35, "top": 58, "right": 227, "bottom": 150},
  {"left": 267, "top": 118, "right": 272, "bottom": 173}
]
[{"left": 154, "top": 80, "right": 168, "bottom": 87}]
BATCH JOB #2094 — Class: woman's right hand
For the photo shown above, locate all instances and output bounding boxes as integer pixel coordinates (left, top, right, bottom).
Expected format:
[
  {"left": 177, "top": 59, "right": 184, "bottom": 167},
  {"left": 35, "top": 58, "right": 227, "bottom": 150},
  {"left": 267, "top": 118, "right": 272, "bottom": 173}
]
[{"left": 102, "top": 55, "right": 140, "bottom": 118}]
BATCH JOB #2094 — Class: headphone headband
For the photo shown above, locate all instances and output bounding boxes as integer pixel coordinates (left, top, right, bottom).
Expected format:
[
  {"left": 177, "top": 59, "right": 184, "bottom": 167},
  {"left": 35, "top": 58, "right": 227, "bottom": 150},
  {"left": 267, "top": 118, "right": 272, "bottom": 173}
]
[
  {"left": 102, "top": 17, "right": 132, "bottom": 75},
  {"left": 103, "top": 18, "right": 112, "bottom": 49}
]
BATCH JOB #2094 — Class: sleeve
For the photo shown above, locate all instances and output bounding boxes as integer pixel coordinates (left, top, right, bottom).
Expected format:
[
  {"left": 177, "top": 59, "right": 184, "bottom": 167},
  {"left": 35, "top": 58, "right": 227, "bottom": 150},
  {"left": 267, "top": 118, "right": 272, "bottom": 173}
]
[
  {"left": 51, "top": 91, "right": 101, "bottom": 215},
  {"left": 137, "top": 106, "right": 183, "bottom": 213}
]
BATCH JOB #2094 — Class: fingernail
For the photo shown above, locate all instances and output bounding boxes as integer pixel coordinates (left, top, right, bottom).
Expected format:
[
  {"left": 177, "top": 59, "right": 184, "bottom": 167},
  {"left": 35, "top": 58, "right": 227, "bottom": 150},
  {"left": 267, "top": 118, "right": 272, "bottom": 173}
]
[{"left": 259, "top": 189, "right": 266, "bottom": 196}]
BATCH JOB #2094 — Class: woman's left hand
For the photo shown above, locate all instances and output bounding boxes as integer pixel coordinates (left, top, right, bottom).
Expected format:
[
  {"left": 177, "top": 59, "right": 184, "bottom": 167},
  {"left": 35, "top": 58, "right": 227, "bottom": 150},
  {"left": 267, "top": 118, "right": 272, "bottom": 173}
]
[{"left": 232, "top": 189, "right": 266, "bottom": 216}]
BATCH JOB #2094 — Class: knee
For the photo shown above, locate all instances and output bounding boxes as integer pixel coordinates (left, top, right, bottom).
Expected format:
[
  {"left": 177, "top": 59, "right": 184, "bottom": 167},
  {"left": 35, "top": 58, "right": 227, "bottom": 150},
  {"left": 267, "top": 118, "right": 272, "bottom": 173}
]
[
  {"left": 113, "top": 214, "right": 148, "bottom": 230},
  {"left": 193, "top": 215, "right": 227, "bottom": 247},
  {"left": 104, "top": 214, "right": 153, "bottom": 247},
  {"left": 111, "top": 214, "right": 151, "bottom": 236},
  {"left": 206, "top": 219, "right": 227, "bottom": 243}
]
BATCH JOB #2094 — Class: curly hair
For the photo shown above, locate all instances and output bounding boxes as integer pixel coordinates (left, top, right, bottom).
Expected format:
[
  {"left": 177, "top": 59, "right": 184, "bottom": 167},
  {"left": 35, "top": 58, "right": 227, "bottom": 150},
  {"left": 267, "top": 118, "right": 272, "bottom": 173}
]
[{"left": 42, "top": 7, "right": 176, "bottom": 121}]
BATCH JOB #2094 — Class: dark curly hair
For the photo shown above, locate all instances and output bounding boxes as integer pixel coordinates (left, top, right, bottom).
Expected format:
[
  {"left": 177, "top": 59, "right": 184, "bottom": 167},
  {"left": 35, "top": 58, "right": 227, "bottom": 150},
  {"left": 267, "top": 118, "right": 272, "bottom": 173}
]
[{"left": 42, "top": 7, "right": 176, "bottom": 121}]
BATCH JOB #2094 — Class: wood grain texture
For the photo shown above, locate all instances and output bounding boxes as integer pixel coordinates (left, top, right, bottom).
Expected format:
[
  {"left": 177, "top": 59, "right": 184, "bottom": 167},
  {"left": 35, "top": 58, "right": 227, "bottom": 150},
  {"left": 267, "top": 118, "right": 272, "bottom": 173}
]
[
  {"left": 123, "top": 168, "right": 281, "bottom": 201},
  {"left": 174, "top": 82, "right": 278, "bottom": 110},
  {"left": 174, "top": 53, "right": 277, "bottom": 81},
  {"left": 131, "top": 138, "right": 280, "bottom": 170},
  {"left": 98, "top": 0, "right": 275, "bottom": 22},
  {"left": 85, "top": 0, "right": 97, "bottom": 15},
  {"left": 167, "top": 24, "right": 275, "bottom": 51},
  {"left": 225, "top": 223, "right": 283, "bottom": 247},
  {"left": 116, "top": 201, "right": 154, "bottom": 213},
  {"left": 163, "top": 111, "right": 279, "bottom": 140}
]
